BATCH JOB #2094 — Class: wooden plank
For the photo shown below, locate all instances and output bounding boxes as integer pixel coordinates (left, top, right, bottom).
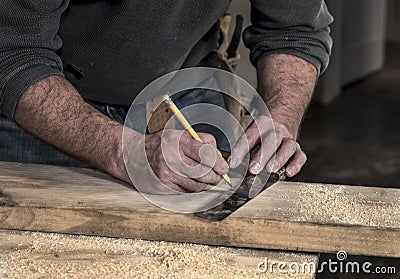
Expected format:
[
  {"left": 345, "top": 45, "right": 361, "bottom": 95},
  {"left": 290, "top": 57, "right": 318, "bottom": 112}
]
[
  {"left": 0, "top": 162, "right": 399, "bottom": 257},
  {"left": 0, "top": 230, "right": 319, "bottom": 278}
]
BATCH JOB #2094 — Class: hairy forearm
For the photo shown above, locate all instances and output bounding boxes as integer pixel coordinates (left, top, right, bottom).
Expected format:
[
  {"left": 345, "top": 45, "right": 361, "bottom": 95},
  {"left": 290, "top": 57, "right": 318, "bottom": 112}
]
[
  {"left": 256, "top": 54, "right": 317, "bottom": 137},
  {"left": 14, "top": 75, "right": 129, "bottom": 182}
]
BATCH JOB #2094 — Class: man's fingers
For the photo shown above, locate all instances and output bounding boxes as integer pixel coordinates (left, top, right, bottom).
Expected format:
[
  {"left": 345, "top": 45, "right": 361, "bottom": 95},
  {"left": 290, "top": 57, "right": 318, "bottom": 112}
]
[
  {"left": 266, "top": 138, "right": 297, "bottom": 173},
  {"left": 193, "top": 170, "right": 222, "bottom": 185},
  {"left": 172, "top": 175, "right": 210, "bottom": 192},
  {"left": 230, "top": 123, "right": 261, "bottom": 169},
  {"left": 230, "top": 115, "right": 274, "bottom": 169},
  {"left": 198, "top": 132, "right": 217, "bottom": 147},
  {"left": 248, "top": 131, "right": 277, "bottom": 174},
  {"left": 159, "top": 159, "right": 217, "bottom": 192},
  {"left": 180, "top": 155, "right": 221, "bottom": 185},
  {"left": 249, "top": 144, "right": 260, "bottom": 159},
  {"left": 153, "top": 130, "right": 226, "bottom": 192},
  {"left": 198, "top": 132, "right": 229, "bottom": 175},
  {"left": 205, "top": 145, "right": 229, "bottom": 176},
  {"left": 285, "top": 147, "right": 307, "bottom": 177},
  {"left": 181, "top": 136, "right": 229, "bottom": 176},
  {"left": 162, "top": 181, "right": 189, "bottom": 193}
]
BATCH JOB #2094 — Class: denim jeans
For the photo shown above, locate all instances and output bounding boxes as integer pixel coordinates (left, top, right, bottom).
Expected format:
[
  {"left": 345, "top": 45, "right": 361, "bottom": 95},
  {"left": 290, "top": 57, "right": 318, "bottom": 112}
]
[{"left": 0, "top": 89, "right": 228, "bottom": 167}]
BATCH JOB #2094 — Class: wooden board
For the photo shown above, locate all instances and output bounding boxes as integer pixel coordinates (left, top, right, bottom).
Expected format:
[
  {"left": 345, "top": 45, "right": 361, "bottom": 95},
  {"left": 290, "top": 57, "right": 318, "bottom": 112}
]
[
  {"left": 0, "top": 162, "right": 399, "bottom": 258},
  {"left": 0, "top": 230, "right": 318, "bottom": 279}
]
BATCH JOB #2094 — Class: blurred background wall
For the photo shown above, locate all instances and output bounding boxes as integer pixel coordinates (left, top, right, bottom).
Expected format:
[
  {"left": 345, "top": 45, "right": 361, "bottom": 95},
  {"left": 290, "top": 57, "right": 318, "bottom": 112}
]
[{"left": 229, "top": 0, "right": 391, "bottom": 103}]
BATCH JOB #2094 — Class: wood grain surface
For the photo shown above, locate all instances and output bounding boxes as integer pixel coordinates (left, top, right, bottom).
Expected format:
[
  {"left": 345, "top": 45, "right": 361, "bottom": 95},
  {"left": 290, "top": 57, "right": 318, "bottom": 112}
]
[{"left": 0, "top": 162, "right": 399, "bottom": 257}]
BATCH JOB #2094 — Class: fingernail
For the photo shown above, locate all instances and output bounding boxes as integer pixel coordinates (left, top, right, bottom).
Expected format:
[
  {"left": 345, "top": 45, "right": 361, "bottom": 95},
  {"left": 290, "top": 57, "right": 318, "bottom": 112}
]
[
  {"left": 286, "top": 167, "right": 295, "bottom": 177},
  {"left": 223, "top": 162, "right": 230, "bottom": 174},
  {"left": 250, "top": 161, "right": 260, "bottom": 174}
]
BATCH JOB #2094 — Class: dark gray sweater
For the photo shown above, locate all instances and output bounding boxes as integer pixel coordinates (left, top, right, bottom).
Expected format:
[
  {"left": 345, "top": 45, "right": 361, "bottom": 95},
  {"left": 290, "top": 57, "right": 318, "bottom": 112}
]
[{"left": 0, "top": 0, "right": 333, "bottom": 119}]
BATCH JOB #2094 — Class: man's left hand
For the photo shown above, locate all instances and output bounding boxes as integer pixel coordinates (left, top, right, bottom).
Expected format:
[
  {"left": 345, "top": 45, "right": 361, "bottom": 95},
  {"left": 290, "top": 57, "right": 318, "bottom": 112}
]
[
  {"left": 227, "top": 54, "right": 317, "bottom": 178},
  {"left": 229, "top": 115, "right": 307, "bottom": 177}
]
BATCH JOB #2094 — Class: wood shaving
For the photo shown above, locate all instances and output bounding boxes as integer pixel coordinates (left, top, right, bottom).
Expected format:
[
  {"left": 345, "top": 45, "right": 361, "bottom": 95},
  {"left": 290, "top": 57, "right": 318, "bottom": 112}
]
[
  {"left": 0, "top": 231, "right": 315, "bottom": 279},
  {"left": 295, "top": 184, "right": 400, "bottom": 227}
]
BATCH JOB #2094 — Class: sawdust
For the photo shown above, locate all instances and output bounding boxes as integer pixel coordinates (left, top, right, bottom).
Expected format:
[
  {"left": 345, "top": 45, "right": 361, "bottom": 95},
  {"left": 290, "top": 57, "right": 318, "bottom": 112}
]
[
  {"left": 295, "top": 184, "right": 400, "bottom": 227},
  {"left": 0, "top": 231, "right": 315, "bottom": 279}
]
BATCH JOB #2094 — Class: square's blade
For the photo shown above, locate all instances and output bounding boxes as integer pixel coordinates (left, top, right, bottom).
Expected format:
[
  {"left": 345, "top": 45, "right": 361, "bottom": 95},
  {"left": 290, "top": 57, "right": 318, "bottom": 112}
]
[{"left": 194, "top": 168, "right": 286, "bottom": 221}]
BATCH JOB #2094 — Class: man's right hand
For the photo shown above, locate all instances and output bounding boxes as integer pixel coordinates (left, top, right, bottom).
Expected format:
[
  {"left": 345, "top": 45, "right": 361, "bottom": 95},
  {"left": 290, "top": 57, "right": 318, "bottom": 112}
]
[
  {"left": 14, "top": 75, "right": 229, "bottom": 192},
  {"left": 145, "top": 130, "right": 229, "bottom": 192}
]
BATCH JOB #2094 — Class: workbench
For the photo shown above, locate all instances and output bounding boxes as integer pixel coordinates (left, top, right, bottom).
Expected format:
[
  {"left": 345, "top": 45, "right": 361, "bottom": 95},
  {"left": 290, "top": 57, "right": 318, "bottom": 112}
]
[{"left": 1, "top": 162, "right": 399, "bottom": 278}]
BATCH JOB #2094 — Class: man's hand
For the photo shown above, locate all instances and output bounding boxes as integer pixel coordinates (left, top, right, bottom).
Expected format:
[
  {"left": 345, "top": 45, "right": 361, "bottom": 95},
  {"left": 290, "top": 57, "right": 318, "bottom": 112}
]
[
  {"left": 14, "top": 75, "right": 229, "bottom": 192},
  {"left": 230, "top": 54, "right": 317, "bottom": 177},
  {"left": 229, "top": 115, "right": 306, "bottom": 177},
  {"left": 145, "top": 130, "right": 229, "bottom": 192}
]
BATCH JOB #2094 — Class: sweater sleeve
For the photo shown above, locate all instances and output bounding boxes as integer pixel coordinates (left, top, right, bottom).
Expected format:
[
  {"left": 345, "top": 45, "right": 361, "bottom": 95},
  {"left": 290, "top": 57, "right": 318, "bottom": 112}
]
[
  {"left": 243, "top": 0, "right": 333, "bottom": 75},
  {"left": 0, "top": 0, "right": 69, "bottom": 119}
]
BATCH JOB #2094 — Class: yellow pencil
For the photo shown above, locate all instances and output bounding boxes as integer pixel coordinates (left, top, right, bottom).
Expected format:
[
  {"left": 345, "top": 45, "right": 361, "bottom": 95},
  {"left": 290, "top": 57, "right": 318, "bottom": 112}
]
[{"left": 163, "top": 95, "right": 232, "bottom": 185}]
